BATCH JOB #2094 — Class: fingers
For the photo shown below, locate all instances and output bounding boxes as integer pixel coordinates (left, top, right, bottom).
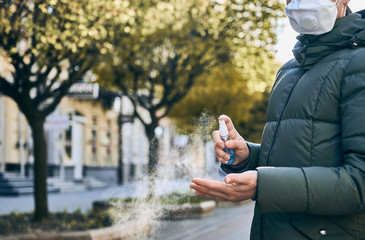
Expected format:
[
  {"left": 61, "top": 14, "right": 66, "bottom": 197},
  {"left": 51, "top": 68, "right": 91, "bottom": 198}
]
[
  {"left": 212, "top": 130, "right": 224, "bottom": 146},
  {"left": 212, "top": 130, "right": 224, "bottom": 149},
  {"left": 212, "top": 130, "right": 230, "bottom": 163},
  {"left": 213, "top": 137, "right": 247, "bottom": 164},
  {"left": 190, "top": 179, "right": 231, "bottom": 200},
  {"left": 218, "top": 115, "right": 234, "bottom": 132},
  {"left": 191, "top": 184, "right": 230, "bottom": 200},
  {"left": 224, "top": 139, "right": 245, "bottom": 150},
  {"left": 190, "top": 176, "right": 256, "bottom": 202},
  {"left": 191, "top": 178, "right": 226, "bottom": 191},
  {"left": 194, "top": 190, "right": 228, "bottom": 202},
  {"left": 214, "top": 144, "right": 230, "bottom": 163},
  {"left": 191, "top": 178, "right": 228, "bottom": 194}
]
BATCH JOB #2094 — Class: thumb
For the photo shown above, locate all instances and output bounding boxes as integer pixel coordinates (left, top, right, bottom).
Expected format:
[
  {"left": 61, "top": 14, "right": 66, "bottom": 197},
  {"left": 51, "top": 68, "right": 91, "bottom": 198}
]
[{"left": 224, "top": 173, "right": 244, "bottom": 184}]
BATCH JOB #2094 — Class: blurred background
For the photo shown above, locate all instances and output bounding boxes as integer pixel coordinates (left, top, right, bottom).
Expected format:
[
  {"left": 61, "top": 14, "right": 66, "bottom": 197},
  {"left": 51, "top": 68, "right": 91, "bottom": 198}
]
[{"left": 0, "top": 0, "right": 363, "bottom": 238}]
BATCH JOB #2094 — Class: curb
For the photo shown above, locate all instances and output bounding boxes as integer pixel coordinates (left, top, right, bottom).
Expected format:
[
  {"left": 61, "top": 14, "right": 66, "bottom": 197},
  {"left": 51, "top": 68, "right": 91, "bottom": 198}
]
[
  {"left": 93, "top": 199, "right": 217, "bottom": 220},
  {"left": 2, "top": 219, "right": 152, "bottom": 240},
  {"left": 162, "top": 200, "right": 216, "bottom": 220},
  {"left": 216, "top": 199, "right": 252, "bottom": 207}
]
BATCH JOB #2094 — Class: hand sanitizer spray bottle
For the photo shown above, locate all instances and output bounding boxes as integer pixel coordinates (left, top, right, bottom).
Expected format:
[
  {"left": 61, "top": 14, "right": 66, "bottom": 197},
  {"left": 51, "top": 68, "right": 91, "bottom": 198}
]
[{"left": 219, "top": 120, "right": 235, "bottom": 165}]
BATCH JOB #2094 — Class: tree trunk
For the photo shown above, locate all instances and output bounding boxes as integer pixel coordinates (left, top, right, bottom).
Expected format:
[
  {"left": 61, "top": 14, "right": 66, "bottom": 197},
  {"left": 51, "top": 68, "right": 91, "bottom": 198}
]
[
  {"left": 29, "top": 118, "right": 49, "bottom": 222},
  {"left": 146, "top": 124, "right": 159, "bottom": 199}
]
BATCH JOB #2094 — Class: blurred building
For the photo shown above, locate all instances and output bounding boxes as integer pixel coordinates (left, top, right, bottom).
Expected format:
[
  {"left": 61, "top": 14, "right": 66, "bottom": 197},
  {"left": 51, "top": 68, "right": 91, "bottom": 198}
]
[
  {"left": 0, "top": 84, "right": 220, "bottom": 193},
  {"left": 0, "top": 83, "right": 152, "bottom": 185},
  {"left": 0, "top": 52, "right": 216, "bottom": 195}
]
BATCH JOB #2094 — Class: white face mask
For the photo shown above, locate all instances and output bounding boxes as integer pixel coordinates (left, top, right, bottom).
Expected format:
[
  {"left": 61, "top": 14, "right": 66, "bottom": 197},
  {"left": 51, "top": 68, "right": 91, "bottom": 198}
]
[{"left": 285, "top": 0, "right": 340, "bottom": 35}]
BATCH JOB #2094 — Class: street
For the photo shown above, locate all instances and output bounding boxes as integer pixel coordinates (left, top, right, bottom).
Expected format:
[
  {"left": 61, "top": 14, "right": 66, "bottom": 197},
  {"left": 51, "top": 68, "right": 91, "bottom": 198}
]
[
  {"left": 1, "top": 179, "right": 255, "bottom": 240},
  {"left": 144, "top": 201, "right": 255, "bottom": 240}
]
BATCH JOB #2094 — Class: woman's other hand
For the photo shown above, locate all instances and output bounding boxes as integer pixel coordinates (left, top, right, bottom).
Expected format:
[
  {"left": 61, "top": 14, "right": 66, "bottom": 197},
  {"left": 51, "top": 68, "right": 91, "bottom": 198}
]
[{"left": 190, "top": 171, "right": 258, "bottom": 202}]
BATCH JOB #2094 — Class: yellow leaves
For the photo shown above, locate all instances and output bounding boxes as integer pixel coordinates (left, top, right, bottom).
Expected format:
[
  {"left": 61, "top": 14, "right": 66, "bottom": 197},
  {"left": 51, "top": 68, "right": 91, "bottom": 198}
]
[
  {"left": 9, "top": 4, "right": 16, "bottom": 13},
  {"left": 64, "top": 22, "right": 72, "bottom": 29},
  {"left": 238, "top": 32, "right": 245, "bottom": 39},
  {"left": 71, "top": 44, "right": 77, "bottom": 53},
  {"left": 119, "top": 14, "right": 130, "bottom": 24},
  {"left": 99, "top": 48, "right": 107, "bottom": 55},
  {"left": 128, "top": 17, "right": 135, "bottom": 25},
  {"left": 156, "top": 2, "right": 174, "bottom": 12},
  {"left": 104, "top": 42, "right": 113, "bottom": 51},
  {"left": 54, "top": 43, "right": 63, "bottom": 50},
  {"left": 247, "top": 81, "right": 267, "bottom": 93},
  {"left": 87, "top": 29, "right": 101, "bottom": 40},
  {"left": 49, "top": 0, "right": 58, "bottom": 6},
  {"left": 127, "top": 9, "right": 136, "bottom": 17},
  {"left": 87, "top": 29, "right": 96, "bottom": 37},
  {"left": 141, "top": 28, "right": 150, "bottom": 36},
  {"left": 40, "top": 36, "right": 47, "bottom": 43},
  {"left": 137, "top": 0, "right": 193, "bottom": 35},
  {"left": 31, "top": 48, "right": 39, "bottom": 56},
  {"left": 77, "top": 39, "right": 86, "bottom": 48},
  {"left": 1, "top": 18, "right": 11, "bottom": 34},
  {"left": 10, "top": 47, "right": 17, "bottom": 54},
  {"left": 112, "top": 0, "right": 129, "bottom": 9},
  {"left": 124, "top": 26, "right": 131, "bottom": 33},
  {"left": 99, "top": 27, "right": 107, "bottom": 39},
  {"left": 39, "top": 4, "right": 49, "bottom": 14},
  {"left": 99, "top": 42, "right": 113, "bottom": 55},
  {"left": 105, "top": 12, "right": 112, "bottom": 20},
  {"left": 80, "top": 29, "right": 88, "bottom": 38},
  {"left": 132, "top": 45, "right": 140, "bottom": 52}
]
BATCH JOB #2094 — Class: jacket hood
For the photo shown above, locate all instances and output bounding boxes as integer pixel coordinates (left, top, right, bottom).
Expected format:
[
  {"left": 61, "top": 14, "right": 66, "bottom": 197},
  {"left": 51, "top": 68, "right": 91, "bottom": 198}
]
[{"left": 292, "top": 10, "right": 365, "bottom": 69}]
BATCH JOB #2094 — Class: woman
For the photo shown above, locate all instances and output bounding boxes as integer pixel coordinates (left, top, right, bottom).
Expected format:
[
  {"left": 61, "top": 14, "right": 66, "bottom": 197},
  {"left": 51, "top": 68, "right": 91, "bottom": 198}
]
[{"left": 190, "top": 0, "right": 365, "bottom": 239}]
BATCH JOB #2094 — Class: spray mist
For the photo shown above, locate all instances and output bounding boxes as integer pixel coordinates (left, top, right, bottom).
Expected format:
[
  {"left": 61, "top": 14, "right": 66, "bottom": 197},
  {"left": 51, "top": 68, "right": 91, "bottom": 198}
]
[{"left": 219, "top": 120, "right": 235, "bottom": 165}]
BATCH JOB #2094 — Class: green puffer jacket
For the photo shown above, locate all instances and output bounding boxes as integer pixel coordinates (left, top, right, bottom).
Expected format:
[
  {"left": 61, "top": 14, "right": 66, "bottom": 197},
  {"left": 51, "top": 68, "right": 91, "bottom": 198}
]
[{"left": 222, "top": 11, "right": 365, "bottom": 240}]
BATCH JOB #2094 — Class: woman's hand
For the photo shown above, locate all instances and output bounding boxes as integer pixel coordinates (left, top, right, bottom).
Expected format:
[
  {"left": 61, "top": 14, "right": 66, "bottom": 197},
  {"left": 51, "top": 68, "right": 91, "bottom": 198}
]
[
  {"left": 213, "top": 115, "right": 249, "bottom": 165},
  {"left": 190, "top": 171, "right": 258, "bottom": 202}
]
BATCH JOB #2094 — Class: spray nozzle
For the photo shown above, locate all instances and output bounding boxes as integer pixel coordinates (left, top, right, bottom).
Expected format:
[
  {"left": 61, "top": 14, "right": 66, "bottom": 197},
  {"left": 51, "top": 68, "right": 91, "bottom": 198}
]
[{"left": 219, "top": 120, "right": 228, "bottom": 137}]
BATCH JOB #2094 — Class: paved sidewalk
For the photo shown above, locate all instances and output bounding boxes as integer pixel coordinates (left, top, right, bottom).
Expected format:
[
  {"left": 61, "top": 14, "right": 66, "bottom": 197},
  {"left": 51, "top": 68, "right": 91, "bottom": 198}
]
[
  {"left": 144, "top": 201, "right": 255, "bottom": 240},
  {"left": 0, "top": 179, "right": 193, "bottom": 215}
]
